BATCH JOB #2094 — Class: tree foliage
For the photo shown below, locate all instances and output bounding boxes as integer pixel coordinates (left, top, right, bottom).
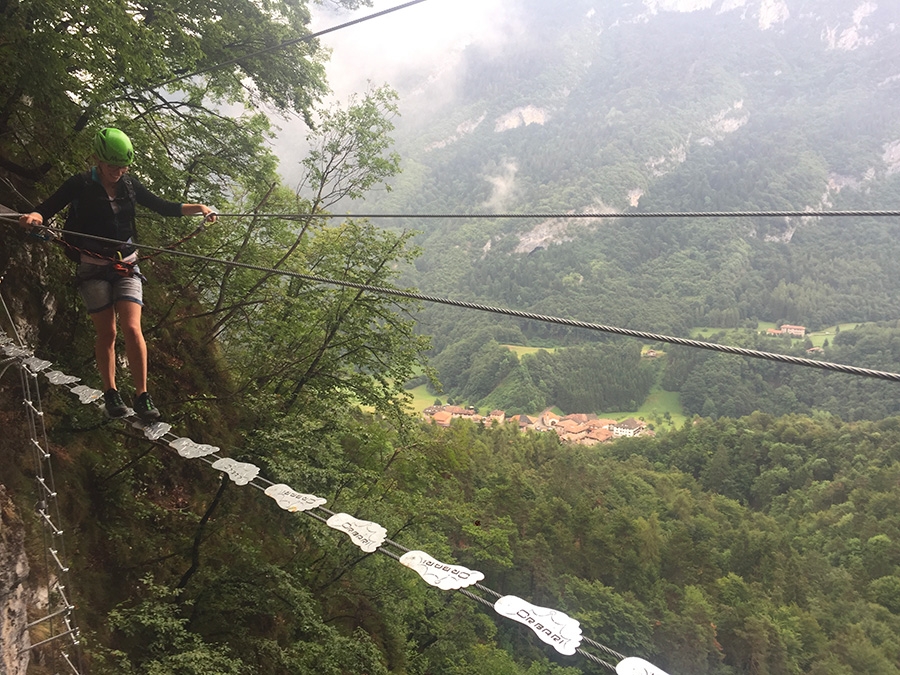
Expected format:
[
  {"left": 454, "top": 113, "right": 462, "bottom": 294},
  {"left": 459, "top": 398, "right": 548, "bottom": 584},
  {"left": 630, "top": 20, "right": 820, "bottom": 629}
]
[
  {"left": 432, "top": 331, "right": 655, "bottom": 415},
  {"left": 0, "top": 0, "right": 364, "bottom": 200}
]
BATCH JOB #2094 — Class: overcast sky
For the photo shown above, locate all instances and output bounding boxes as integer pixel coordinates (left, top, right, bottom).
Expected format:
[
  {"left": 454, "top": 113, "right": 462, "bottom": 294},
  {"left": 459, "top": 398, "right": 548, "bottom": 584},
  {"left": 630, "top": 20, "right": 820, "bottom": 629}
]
[
  {"left": 275, "top": 0, "right": 521, "bottom": 183},
  {"left": 309, "top": 0, "right": 519, "bottom": 100}
]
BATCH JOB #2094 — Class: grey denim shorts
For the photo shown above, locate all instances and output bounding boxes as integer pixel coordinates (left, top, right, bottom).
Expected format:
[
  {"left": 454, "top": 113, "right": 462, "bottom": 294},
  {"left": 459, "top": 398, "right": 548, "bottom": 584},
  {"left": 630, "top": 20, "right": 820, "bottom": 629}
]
[{"left": 75, "top": 262, "right": 144, "bottom": 314}]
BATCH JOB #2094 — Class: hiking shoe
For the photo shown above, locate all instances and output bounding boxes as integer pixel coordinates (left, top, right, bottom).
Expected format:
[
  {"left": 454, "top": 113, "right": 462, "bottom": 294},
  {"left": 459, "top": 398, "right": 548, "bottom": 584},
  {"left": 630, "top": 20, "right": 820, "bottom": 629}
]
[
  {"left": 133, "top": 392, "right": 161, "bottom": 423},
  {"left": 103, "top": 388, "right": 128, "bottom": 418}
]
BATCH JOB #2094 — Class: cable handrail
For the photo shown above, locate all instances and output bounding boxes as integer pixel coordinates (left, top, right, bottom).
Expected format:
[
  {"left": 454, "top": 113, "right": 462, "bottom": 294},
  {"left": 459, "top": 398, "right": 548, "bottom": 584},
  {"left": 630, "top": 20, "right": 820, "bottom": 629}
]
[
  {"left": 7, "top": 208, "right": 900, "bottom": 224},
  {"left": 123, "top": 0, "right": 433, "bottom": 96},
  {"left": 210, "top": 208, "right": 900, "bottom": 220},
  {"left": 7, "top": 220, "right": 900, "bottom": 385}
]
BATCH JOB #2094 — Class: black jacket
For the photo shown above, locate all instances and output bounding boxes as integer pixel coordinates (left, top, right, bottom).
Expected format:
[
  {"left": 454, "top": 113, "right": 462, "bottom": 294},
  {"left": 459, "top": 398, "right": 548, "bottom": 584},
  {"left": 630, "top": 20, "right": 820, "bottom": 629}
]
[{"left": 36, "top": 169, "right": 183, "bottom": 256}]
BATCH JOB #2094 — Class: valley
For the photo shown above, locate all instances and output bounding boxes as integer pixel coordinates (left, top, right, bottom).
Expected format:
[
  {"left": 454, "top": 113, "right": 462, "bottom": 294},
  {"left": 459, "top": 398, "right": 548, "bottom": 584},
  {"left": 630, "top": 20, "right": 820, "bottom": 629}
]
[{"left": 6, "top": 1, "right": 900, "bottom": 673}]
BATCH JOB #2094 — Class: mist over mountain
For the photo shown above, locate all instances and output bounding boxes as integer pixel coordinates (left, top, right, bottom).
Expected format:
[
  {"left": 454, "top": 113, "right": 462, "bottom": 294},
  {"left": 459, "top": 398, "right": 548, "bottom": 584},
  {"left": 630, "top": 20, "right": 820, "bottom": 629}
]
[
  {"left": 380, "top": 0, "right": 900, "bottom": 225},
  {"left": 356, "top": 0, "right": 900, "bottom": 417}
]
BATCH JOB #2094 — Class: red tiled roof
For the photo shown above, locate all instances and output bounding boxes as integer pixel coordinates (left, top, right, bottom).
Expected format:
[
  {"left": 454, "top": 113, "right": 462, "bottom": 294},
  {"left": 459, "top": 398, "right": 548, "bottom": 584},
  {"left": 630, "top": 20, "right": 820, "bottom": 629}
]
[{"left": 432, "top": 411, "right": 453, "bottom": 426}]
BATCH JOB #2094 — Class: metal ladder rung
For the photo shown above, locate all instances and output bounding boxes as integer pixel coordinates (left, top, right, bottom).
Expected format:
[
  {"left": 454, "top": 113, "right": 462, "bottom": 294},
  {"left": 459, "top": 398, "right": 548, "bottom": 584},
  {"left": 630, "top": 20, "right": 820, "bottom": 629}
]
[
  {"left": 24, "top": 399, "right": 44, "bottom": 416},
  {"left": 26, "top": 606, "right": 73, "bottom": 629},
  {"left": 37, "top": 476, "right": 57, "bottom": 498},
  {"left": 31, "top": 438, "right": 50, "bottom": 459},
  {"left": 1, "top": 325, "right": 85, "bottom": 673},
  {"left": 18, "top": 627, "right": 77, "bottom": 653},
  {"left": 38, "top": 509, "right": 63, "bottom": 536},
  {"left": 50, "top": 548, "right": 69, "bottom": 573},
  {"left": 61, "top": 651, "right": 81, "bottom": 674},
  {"left": 55, "top": 583, "right": 71, "bottom": 610},
  {"left": 63, "top": 613, "right": 79, "bottom": 640}
]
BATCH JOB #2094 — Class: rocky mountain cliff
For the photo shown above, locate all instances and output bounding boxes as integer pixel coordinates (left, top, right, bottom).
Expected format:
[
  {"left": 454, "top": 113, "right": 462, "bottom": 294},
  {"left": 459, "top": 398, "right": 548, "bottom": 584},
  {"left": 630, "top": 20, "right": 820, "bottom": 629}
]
[{"left": 0, "top": 485, "right": 30, "bottom": 675}]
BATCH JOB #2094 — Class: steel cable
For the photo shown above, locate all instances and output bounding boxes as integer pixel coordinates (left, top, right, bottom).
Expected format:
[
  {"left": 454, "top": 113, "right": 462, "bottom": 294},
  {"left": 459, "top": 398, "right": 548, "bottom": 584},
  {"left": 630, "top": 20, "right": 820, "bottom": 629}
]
[
  {"left": 8, "top": 222, "right": 900, "bottom": 384},
  {"left": 136, "top": 0, "right": 432, "bottom": 95},
  {"left": 211, "top": 208, "right": 900, "bottom": 220}
]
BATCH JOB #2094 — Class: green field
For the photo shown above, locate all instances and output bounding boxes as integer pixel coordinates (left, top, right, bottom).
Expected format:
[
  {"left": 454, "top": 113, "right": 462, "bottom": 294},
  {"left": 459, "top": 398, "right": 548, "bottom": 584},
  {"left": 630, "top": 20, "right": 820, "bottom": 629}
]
[
  {"left": 637, "top": 387, "right": 686, "bottom": 430},
  {"left": 691, "top": 326, "right": 728, "bottom": 339},
  {"left": 405, "top": 384, "right": 439, "bottom": 414},
  {"left": 589, "top": 386, "right": 685, "bottom": 433},
  {"left": 806, "top": 322, "right": 872, "bottom": 347},
  {"left": 405, "top": 341, "right": 687, "bottom": 431},
  {"left": 693, "top": 322, "right": 782, "bottom": 339},
  {"left": 405, "top": 383, "right": 686, "bottom": 431},
  {"left": 692, "top": 321, "right": 882, "bottom": 349}
]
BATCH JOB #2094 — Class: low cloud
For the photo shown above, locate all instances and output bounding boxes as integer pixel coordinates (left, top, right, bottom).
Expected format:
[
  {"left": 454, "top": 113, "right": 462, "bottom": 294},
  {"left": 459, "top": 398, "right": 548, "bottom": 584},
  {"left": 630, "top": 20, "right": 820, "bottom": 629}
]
[
  {"left": 275, "top": 0, "right": 521, "bottom": 184},
  {"left": 483, "top": 159, "right": 518, "bottom": 212},
  {"left": 311, "top": 0, "right": 522, "bottom": 101}
]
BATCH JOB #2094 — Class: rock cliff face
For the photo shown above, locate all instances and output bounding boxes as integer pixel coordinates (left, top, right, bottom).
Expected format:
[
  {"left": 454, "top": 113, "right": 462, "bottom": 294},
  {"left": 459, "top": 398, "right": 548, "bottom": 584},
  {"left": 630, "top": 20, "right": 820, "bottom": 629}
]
[{"left": 0, "top": 484, "right": 30, "bottom": 675}]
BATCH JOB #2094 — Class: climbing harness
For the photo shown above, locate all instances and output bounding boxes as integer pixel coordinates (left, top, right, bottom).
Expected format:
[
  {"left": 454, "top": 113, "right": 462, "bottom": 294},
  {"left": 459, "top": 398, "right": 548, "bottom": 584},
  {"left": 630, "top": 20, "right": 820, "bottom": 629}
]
[
  {"left": 11, "top": 210, "right": 215, "bottom": 272},
  {"left": 112, "top": 253, "right": 135, "bottom": 278}
]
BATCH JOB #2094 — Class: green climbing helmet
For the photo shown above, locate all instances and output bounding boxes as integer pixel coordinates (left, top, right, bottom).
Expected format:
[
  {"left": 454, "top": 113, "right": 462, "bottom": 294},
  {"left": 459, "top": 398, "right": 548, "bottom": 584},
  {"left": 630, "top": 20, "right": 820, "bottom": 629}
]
[{"left": 93, "top": 127, "right": 134, "bottom": 166}]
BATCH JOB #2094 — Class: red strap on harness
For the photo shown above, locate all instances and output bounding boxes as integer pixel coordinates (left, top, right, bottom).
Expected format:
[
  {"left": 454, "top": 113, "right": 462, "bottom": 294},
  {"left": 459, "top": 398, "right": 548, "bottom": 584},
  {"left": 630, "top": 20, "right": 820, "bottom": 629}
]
[
  {"left": 112, "top": 260, "right": 134, "bottom": 277},
  {"left": 111, "top": 250, "right": 135, "bottom": 277}
]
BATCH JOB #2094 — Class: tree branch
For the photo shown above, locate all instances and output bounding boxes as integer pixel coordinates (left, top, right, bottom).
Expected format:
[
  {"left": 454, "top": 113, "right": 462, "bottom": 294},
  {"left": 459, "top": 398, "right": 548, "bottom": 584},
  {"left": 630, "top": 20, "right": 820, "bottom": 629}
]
[{"left": 177, "top": 474, "right": 229, "bottom": 590}]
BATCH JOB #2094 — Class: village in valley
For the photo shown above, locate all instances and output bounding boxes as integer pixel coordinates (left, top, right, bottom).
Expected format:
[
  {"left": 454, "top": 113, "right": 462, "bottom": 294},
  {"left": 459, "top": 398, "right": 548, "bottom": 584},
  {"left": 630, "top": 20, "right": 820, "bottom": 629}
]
[
  {"left": 419, "top": 325, "right": 828, "bottom": 445},
  {"left": 422, "top": 405, "right": 651, "bottom": 446}
]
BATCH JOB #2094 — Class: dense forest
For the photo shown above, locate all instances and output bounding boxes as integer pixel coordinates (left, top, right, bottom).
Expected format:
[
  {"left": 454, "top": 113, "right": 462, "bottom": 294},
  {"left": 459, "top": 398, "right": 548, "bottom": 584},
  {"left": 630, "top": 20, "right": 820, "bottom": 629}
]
[
  {"left": 4, "top": 1, "right": 900, "bottom": 674},
  {"left": 8, "top": 365, "right": 900, "bottom": 674},
  {"left": 429, "top": 333, "right": 655, "bottom": 415}
]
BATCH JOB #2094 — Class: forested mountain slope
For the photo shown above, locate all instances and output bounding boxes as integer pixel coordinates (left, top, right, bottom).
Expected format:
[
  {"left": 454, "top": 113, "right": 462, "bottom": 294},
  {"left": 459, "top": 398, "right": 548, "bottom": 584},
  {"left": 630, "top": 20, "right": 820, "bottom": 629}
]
[{"left": 365, "top": 0, "right": 900, "bottom": 416}]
